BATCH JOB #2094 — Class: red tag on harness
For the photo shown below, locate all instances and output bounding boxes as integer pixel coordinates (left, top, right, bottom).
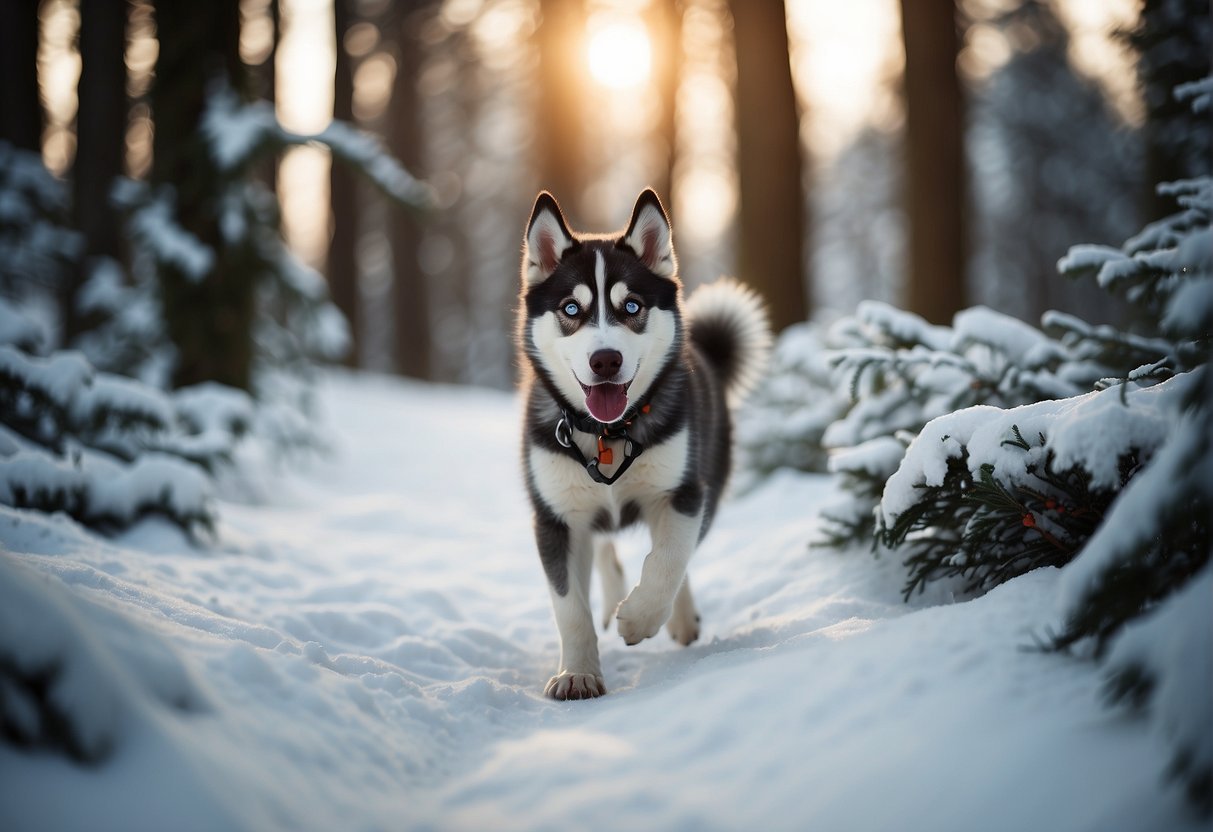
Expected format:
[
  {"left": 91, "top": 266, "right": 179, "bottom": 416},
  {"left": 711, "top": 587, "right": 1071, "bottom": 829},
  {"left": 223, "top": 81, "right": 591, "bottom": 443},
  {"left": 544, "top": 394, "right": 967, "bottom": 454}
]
[{"left": 597, "top": 437, "right": 613, "bottom": 466}]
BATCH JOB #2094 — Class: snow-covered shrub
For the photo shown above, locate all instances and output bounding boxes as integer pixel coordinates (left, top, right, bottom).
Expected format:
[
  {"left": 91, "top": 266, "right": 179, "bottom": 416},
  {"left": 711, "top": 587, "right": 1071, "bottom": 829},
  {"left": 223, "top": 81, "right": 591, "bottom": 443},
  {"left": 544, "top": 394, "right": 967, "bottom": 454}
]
[
  {"left": 0, "top": 554, "right": 205, "bottom": 763},
  {"left": 873, "top": 170, "right": 1209, "bottom": 589},
  {"left": 0, "top": 299, "right": 253, "bottom": 534},
  {"left": 68, "top": 256, "right": 168, "bottom": 381},
  {"left": 882, "top": 366, "right": 1211, "bottom": 817},
  {"left": 882, "top": 367, "right": 1209, "bottom": 814},
  {"left": 812, "top": 134, "right": 1212, "bottom": 548},
  {"left": 879, "top": 373, "right": 1190, "bottom": 599},
  {"left": 736, "top": 323, "right": 850, "bottom": 482},
  {"left": 1054, "top": 174, "right": 1211, "bottom": 383},
  {"left": 1055, "top": 182, "right": 1211, "bottom": 815},
  {"left": 1101, "top": 564, "right": 1212, "bottom": 815},
  {"left": 876, "top": 169, "right": 1211, "bottom": 812},
  {"left": 0, "top": 296, "right": 47, "bottom": 354},
  {"left": 1050, "top": 369, "right": 1210, "bottom": 656},
  {"left": 805, "top": 78, "right": 1211, "bottom": 810},
  {"left": 0, "top": 141, "right": 164, "bottom": 381},
  {"left": 0, "top": 141, "right": 82, "bottom": 295},
  {"left": 741, "top": 300, "right": 1100, "bottom": 485},
  {"left": 806, "top": 301, "right": 1114, "bottom": 550}
]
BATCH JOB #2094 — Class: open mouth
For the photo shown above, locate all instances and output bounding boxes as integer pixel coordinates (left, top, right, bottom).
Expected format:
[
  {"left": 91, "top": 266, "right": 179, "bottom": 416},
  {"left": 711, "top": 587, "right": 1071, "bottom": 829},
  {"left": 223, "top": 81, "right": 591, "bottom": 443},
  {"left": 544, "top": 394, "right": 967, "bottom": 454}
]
[{"left": 579, "top": 380, "right": 632, "bottom": 423}]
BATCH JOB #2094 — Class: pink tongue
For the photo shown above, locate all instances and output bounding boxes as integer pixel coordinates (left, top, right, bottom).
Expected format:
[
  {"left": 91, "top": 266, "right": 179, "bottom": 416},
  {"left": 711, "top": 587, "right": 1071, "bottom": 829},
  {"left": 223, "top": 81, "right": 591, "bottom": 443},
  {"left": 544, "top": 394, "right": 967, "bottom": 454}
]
[{"left": 585, "top": 383, "right": 629, "bottom": 423}]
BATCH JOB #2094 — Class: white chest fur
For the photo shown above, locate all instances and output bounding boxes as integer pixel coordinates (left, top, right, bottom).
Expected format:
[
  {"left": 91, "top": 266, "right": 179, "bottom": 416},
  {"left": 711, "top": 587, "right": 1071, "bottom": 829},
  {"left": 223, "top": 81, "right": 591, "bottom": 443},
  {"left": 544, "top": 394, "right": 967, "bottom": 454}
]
[{"left": 528, "top": 427, "right": 690, "bottom": 522}]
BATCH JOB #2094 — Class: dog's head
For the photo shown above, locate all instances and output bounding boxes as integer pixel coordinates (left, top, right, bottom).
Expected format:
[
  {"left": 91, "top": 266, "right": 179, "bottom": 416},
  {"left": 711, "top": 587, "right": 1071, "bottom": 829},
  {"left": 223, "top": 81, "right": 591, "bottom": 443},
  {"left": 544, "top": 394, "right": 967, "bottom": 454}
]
[{"left": 520, "top": 189, "right": 681, "bottom": 423}]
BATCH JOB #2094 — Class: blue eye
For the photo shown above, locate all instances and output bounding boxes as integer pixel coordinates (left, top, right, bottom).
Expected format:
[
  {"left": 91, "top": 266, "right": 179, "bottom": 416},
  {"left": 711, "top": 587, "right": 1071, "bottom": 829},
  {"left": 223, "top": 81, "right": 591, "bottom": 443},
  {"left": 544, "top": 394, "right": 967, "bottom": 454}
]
[
  {"left": 563, "top": 301, "right": 580, "bottom": 316},
  {"left": 624, "top": 299, "right": 642, "bottom": 315}
]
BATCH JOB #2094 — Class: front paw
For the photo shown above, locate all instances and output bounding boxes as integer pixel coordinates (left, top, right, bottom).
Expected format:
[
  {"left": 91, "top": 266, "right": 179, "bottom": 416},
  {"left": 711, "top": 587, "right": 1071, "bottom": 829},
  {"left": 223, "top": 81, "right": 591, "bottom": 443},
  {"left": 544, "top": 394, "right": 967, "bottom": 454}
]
[
  {"left": 615, "top": 588, "right": 672, "bottom": 646},
  {"left": 545, "top": 672, "right": 606, "bottom": 700}
]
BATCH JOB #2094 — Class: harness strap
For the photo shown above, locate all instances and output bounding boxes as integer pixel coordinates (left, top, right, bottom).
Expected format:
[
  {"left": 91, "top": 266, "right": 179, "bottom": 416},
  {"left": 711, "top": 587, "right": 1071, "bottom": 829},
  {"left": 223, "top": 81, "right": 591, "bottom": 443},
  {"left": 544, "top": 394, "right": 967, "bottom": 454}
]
[{"left": 553, "top": 401, "right": 651, "bottom": 486}]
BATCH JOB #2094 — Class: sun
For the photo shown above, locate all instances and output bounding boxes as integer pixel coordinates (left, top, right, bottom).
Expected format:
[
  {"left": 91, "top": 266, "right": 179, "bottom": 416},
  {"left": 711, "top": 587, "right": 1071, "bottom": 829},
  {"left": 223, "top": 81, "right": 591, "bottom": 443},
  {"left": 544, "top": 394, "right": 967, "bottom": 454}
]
[{"left": 586, "top": 15, "right": 652, "bottom": 90}]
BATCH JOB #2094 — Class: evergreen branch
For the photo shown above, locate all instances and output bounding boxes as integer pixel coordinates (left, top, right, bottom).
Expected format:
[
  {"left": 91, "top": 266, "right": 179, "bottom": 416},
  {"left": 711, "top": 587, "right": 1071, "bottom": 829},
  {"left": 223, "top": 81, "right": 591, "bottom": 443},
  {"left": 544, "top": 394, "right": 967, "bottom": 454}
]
[{"left": 1001, "top": 425, "right": 1030, "bottom": 451}]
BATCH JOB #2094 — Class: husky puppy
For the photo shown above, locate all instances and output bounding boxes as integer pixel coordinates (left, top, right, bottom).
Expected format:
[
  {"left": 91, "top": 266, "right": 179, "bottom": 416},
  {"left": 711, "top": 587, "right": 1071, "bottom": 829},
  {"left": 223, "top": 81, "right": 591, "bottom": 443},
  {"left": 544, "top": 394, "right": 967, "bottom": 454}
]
[{"left": 518, "top": 189, "right": 770, "bottom": 699}]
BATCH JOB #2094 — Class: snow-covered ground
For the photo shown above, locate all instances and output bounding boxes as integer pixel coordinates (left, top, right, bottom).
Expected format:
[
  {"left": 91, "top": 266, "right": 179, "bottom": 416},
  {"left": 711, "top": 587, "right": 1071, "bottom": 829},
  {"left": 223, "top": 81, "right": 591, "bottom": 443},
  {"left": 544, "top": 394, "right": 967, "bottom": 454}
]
[{"left": 0, "top": 371, "right": 1202, "bottom": 832}]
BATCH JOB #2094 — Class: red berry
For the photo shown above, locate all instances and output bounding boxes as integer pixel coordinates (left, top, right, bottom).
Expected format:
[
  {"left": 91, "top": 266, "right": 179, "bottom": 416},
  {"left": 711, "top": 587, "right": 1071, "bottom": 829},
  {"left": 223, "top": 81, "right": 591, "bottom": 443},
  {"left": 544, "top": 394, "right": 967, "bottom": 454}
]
[{"left": 1022, "top": 513, "right": 1036, "bottom": 528}]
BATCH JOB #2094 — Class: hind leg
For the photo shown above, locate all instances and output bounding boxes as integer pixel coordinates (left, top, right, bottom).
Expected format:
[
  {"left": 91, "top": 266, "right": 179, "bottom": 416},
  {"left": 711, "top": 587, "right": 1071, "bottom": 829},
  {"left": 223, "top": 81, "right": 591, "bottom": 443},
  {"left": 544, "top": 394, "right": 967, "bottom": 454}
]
[
  {"left": 666, "top": 577, "right": 700, "bottom": 646},
  {"left": 594, "top": 537, "right": 628, "bottom": 630}
]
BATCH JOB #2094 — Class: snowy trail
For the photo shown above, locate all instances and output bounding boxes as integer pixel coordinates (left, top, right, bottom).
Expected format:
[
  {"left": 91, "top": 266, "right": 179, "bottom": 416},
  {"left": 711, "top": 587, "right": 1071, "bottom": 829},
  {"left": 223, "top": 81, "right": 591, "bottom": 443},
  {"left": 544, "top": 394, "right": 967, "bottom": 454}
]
[{"left": 0, "top": 372, "right": 1200, "bottom": 831}]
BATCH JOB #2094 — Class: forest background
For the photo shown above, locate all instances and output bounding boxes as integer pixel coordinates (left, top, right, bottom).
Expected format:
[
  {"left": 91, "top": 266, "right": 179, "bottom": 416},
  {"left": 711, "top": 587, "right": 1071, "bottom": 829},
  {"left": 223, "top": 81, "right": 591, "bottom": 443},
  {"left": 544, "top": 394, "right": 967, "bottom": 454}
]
[{"left": 5, "top": 0, "right": 1204, "bottom": 392}]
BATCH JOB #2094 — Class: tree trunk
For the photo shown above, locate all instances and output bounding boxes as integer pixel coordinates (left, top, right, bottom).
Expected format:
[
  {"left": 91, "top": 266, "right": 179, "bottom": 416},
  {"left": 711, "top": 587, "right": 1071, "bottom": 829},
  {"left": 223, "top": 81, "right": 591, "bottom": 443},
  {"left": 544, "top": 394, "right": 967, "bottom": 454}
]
[
  {"left": 387, "top": 3, "right": 431, "bottom": 379},
  {"left": 899, "top": 0, "right": 967, "bottom": 324},
  {"left": 535, "top": 0, "right": 587, "bottom": 216},
  {"left": 252, "top": 0, "right": 279, "bottom": 193},
  {"left": 729, "top": 0, "right": 807, "bottom": 331},
  {"left": 0, "top": 0, "right": 43, "bottom": 153},
  {"left": 68, "top": 0, "right": 129, "bottom": 343},
  {"left": 647, "top": 0, "right": 682, "bottom": 213},
  {"left": 151, "top": 0, "right": 254, "bottom": 390},
  {"left": 327, "top": 0, "right": 361, "bottom": 367}
]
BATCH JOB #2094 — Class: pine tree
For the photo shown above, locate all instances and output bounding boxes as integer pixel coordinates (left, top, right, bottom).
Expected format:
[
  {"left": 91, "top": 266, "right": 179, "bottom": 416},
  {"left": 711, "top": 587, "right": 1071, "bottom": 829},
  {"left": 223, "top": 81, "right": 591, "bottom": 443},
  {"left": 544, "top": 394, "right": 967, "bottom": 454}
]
[
  {"left": 149, "top": 1, "right": 254, "bottom": 391},
  {"left": 124, "top": 58, "right": 431, "bottom": 391},
  {"left": 1054, "top": 164, "right": 1211, "bottom": 814},
  {"left": 138, "top": 1, "right": 430, "bottom": 392},
  {"left": 744, "top": 68, "right": 1212, "bottom": 816},
  {"left": 876, "top": 157, "right": 1211, "bottom": 813},
  {"left": 1125, "top": 0, "right": 1212, "bottom": 219},
  {"left": 0, "top": 297, "right": 253, "bottom": 535},
  {"left": 853, "top": 161, "right": 1209, "bottom": 590}
]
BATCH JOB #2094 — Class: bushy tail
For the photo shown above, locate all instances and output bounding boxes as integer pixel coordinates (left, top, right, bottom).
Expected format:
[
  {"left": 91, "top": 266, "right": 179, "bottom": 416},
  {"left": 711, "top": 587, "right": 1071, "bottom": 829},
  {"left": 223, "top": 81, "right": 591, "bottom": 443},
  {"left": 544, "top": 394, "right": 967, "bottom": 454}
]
[{"left": 685, "top": 278, "right": 772, "bottom": 405}]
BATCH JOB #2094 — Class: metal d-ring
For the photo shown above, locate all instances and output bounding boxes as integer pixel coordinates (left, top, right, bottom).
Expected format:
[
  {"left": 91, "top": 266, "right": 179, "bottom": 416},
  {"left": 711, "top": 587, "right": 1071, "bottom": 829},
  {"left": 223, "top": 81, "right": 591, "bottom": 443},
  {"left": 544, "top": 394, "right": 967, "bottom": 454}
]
[{"left": 554, "top": 417, "right": 573, "bottom": 448}]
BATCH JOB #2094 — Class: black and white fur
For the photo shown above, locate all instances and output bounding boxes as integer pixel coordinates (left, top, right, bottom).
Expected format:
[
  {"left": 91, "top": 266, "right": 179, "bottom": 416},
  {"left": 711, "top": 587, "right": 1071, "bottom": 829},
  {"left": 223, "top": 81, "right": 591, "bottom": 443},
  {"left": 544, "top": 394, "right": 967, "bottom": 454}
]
[{"left": 518, "top": 189, "right": 770, "bottom": 700}]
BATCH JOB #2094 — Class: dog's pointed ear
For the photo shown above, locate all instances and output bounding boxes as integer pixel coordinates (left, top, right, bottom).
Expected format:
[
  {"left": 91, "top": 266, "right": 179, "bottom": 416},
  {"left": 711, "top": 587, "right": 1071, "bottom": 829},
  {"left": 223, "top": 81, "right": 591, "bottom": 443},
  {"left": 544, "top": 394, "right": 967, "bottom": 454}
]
[
  {"left": 620, "top": 189, "right": 675, "bottom": 277},
  {"left": 524, "top": 192, "right": 575, "bottom": 285}
]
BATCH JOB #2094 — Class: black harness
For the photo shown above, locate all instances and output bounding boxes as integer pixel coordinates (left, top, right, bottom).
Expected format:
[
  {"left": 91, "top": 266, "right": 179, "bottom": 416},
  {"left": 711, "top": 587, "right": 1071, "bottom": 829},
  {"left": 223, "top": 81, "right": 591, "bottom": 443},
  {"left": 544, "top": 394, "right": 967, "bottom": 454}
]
[{"left": 554, "top": 400, "right": 650, "bottom": 486}]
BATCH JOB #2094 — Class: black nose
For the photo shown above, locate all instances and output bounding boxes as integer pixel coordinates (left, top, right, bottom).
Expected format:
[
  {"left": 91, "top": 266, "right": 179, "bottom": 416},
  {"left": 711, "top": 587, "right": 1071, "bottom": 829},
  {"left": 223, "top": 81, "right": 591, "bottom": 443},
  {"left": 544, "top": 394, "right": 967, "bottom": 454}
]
[{"left": 589, "top": 349, "right": 623, "bottom": 380}]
